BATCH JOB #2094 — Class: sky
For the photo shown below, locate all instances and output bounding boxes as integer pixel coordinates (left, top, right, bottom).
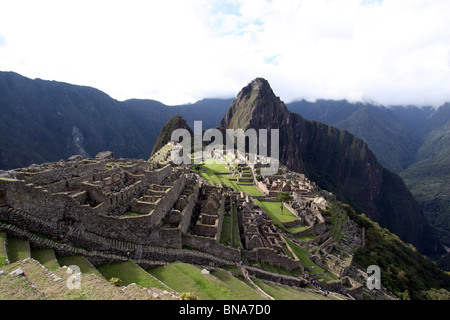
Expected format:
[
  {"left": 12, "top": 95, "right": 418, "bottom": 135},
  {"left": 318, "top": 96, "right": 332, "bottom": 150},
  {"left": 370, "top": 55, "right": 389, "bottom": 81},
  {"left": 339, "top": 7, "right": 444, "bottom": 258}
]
[{"left": 1, "top": 0, "right": 450, "bottom": 107}]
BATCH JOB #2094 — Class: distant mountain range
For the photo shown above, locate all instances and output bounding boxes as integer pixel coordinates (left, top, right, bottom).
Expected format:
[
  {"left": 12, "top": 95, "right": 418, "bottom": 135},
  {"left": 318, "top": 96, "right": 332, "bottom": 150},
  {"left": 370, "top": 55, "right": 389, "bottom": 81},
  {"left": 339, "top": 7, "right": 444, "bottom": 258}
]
[
  {"left": 0, "top": 71, "right": 232, "bottom": 169},
  {"left": 0, "top": 71, "right": 448, "bottom": 259},
  {"left": 286, "top": 99, "right": 450, "bottom": 255}
]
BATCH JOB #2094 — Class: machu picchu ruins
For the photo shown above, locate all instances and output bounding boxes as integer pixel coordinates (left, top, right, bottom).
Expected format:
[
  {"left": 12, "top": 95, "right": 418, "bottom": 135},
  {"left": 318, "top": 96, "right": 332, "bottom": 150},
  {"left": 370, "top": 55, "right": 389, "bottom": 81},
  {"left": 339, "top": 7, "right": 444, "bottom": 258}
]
[{"left": 0, "top": 142, "right": 396, "bottom": 301}]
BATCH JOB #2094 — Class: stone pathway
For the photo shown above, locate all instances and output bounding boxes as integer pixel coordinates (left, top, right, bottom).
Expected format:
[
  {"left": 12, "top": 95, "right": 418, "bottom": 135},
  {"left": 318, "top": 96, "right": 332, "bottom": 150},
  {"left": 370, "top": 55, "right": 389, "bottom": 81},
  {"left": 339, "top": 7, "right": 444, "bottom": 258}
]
[{"left": 238, "top": 264, "right": 274, "bottom": 300}]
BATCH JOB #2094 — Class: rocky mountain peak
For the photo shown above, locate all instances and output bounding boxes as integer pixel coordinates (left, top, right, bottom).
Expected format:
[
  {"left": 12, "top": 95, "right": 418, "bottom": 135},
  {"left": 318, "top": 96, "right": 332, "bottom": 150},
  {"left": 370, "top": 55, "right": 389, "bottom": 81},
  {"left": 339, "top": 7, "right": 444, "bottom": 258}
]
[
  {"left": 221, "top": 78, "right": 288, "bottom": 130},
  {"left": 150, "top": 115, "right": 193, "bottom": 157},
  {"left": 237, "top": 77, "right": 278, "bottom": 104},
  {"left": 248, "top": 77, "right": 271, "bottom": 94}
]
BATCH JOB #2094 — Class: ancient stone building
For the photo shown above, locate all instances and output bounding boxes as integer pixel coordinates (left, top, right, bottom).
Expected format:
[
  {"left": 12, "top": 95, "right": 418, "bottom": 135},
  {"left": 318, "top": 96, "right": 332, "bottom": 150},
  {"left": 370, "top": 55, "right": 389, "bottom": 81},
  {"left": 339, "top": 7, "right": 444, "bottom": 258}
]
[{"left": 0, "top": 151, "right": 202, "bottom": 253}]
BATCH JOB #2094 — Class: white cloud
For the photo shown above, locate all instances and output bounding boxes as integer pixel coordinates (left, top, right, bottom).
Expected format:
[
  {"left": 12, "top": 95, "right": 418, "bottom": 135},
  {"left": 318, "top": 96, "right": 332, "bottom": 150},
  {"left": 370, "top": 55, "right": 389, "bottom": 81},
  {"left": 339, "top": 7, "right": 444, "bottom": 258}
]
[{"left": 0, "top": 0, "right": 449, "bottom": 106}]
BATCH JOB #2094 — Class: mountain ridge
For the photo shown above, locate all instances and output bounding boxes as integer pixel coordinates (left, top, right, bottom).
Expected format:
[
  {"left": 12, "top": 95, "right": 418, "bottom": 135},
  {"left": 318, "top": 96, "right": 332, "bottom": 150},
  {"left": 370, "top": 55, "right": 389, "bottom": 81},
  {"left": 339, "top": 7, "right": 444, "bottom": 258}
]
[
  {"left": 219, "top": 78, "right": 441, "bottom": 256},
  {"left": 0, "top": 71, "right": 446, "bottom": 257},
  {"left": 0, "top": 71, "right": 231, "bottom": 169},
  {"left": 285, "top": 98, "right": 450, "bottom": 259}
]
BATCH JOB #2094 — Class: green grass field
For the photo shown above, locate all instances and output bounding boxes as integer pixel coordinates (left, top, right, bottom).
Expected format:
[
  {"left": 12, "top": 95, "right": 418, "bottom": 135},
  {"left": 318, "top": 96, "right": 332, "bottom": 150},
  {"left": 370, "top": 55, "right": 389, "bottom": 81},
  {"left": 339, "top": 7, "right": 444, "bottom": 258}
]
[
  {"left": 199, "top": 165, "right": 223, "bottom": 186},
  {"left": 7, "top": 238, "right": 30, "bottom": 263},
  {"left": 253, "top": 260, "right": 302, "bottom": 277},
  {"left": 220, "top": 215, "right": 232, "bottom": 246},
  {"left": 199, "top": 160, "right": 264, "bottom": 196},
  {"left": 329, "top": 203, "right": 349, "bottom": 243},
  {"left": 235, "top": 183, "right": 264, "bottom": 196},
  {"left": 57, "top": 255, "right": 103, "bottom": 276},
  {"left": 31, "top": 249, "right": 60, "bottom": 271},
  {"left": 210, "top": 269, "right": 265, "bottom": 300},
  {"left": 147, "top": 263, "right": 253, "bottom": 300},
  {"left": 295, "top": 234, "right": 317, "bottom": 242},
  {"left": 97, "top": 261, "right": 166, "bottom": 290},
  {"left": 252, "top": 278, "right": 332, "bottom": 300},
  {"left": 253, "top": 200, "right": 298, "bottom": 226},
  {"left": 286, "top": 225, "right": 309, "bottom": 234},
  {"left": 201, "top": 161, "right": 230, "bottom": 173},
  {"left": 198, "top": 159, "right": 306, "bottom": 234}
]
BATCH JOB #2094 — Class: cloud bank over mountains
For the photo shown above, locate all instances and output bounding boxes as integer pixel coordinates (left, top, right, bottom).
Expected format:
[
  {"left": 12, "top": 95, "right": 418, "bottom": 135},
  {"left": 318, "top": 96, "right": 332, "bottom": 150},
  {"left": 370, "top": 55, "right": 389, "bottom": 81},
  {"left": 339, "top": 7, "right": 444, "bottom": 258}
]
[{"left": 0, "top": 0, "right": 449, "bottom": 106}]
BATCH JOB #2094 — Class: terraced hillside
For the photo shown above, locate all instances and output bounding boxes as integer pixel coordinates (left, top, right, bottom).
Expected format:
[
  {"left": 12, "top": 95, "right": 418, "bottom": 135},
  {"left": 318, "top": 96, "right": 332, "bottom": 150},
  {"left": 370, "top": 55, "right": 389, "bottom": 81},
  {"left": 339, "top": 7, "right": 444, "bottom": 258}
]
[
  {"left": 0, "top": 235, "right": 178, "bottom": 300},
  {"left": 0, "top": 230, "right": 340, "bottom": 300}
]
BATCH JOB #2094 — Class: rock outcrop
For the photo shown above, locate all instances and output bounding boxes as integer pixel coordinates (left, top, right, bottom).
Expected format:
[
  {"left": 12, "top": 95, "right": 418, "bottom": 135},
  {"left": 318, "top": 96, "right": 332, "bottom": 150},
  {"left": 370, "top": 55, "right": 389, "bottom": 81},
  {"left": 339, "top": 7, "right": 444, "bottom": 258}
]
[{"left": 150, "top": 115, "right": 193, "bottom": 158}]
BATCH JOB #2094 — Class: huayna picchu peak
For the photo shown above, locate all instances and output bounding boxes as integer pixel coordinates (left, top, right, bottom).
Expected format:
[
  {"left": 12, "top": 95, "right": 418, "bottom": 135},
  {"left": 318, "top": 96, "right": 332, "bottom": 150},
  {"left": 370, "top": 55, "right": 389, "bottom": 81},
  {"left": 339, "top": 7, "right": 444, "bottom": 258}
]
[{"left": 221, "top": 77, "right": 291, "bottom": 131}]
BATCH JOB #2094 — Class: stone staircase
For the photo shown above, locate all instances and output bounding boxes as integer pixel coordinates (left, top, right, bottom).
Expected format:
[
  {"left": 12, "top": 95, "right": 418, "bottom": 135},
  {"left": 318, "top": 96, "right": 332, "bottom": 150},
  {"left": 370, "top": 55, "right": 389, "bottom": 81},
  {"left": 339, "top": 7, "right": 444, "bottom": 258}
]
[{"left": 238, "top": 166, "right": 254, "bottom": 184}]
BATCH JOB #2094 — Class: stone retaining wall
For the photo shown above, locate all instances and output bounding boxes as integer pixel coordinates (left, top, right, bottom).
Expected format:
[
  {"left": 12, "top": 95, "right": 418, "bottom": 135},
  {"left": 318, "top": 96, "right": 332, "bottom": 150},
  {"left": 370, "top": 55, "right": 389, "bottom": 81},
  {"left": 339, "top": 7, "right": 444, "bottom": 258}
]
[
  {"left": 0, "top": 175, "right": 187, "bottom": 245},
  {"left": 251, "top": 247, "right": 303, "bottom": 271},
  {"left": 245, "top": 266, "right": 307, "bottom": 287},
  {"left": 21, "top": 160, "right": 107, "bottom": 186},
  {"left": 182, "top": 234, "right": 240, "bottom": 261},
  {"left": 0, "top": 222, "right": 237, "bottom": 269}
]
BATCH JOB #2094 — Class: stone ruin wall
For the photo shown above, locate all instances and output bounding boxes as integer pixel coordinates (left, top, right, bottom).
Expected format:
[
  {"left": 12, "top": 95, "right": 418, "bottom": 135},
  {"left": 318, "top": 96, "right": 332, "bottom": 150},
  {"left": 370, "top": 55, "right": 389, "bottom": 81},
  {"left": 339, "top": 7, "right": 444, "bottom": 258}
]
[
  {"left": 242, "top": 247, "right": 303, "bottom": 271},
  {"left": 74, "top": 175, "right": 187, "bottom": 244},
  {"left": 19, "top": 160, "right": 107, "bottom": 186},
  {"left": 0, "top": 222, "right": 237, "bottom": 269},
  {"left": 193, "top": 194, "right": 226, "bottom": 238},
  {"left": 0, "top": 155, "right": 309, "bottom": 274},
  {"left": 182, "top": 234, "right": 240, "bottom": 261},
  {"left": 245, "top": 265, "right": 308, "bottom": 288},
  {"left": 216, "top": 195, "right": 226, "bottom": 241},
  {"left": 0, "top": 174, "right": 187, "bottom": 245},
  {"left": 179, "top": 181, "right": 200, "bottom": 234},
  {"left": 141, "top": 164, "right": 172, "bottom": 185}
]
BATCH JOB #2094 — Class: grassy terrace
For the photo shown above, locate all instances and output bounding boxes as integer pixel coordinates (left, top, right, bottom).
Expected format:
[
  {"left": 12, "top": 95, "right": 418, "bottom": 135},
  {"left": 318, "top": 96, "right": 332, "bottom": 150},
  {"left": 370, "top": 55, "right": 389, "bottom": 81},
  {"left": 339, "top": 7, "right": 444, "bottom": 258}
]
[
  {"left": 284, "top": 237, "right": 338, "bottom": 282},
  {"left": 252, "top": 260, "right": 302, "bottom": 278},
  {"left": 295, "top": 234, "right": 317, "bottom": 242},
  {"left": 31, "top": 249, "right": 60, "bottom": 271},
  {"left": 57, "top": 255, "right": 103, "bottom": 277},
  {"left": 97, "top": 261, "right": 166, "bottom": 290},
  {"left": 210, "top": 269, "right": 264, "bottom": 300},
  {"left": 254, "top": 200, "right": 296, "bottom": 224},
  {"left": 220, "top": 205, "right": 241, "bottom": 248},
  {"left": 330, "top": 203, "right": 349, "bottom": 243},
  {"left": 198, "top": 159, "right": 306, "bottom": 235},
  {"left": 7, "top": 238, "right": 30, "bottom": 263},
  {"left": 148, "top": 262, "right": 258, "bottom": 300},
  {"left": 0, "top": 232, "right": 7, "bottom": 267},
  {"left": 252, "top": 278, "right": 332, "bottom": 300},
  {"left": 198, "top": 159, "right": 264, "bottom": 195}
]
